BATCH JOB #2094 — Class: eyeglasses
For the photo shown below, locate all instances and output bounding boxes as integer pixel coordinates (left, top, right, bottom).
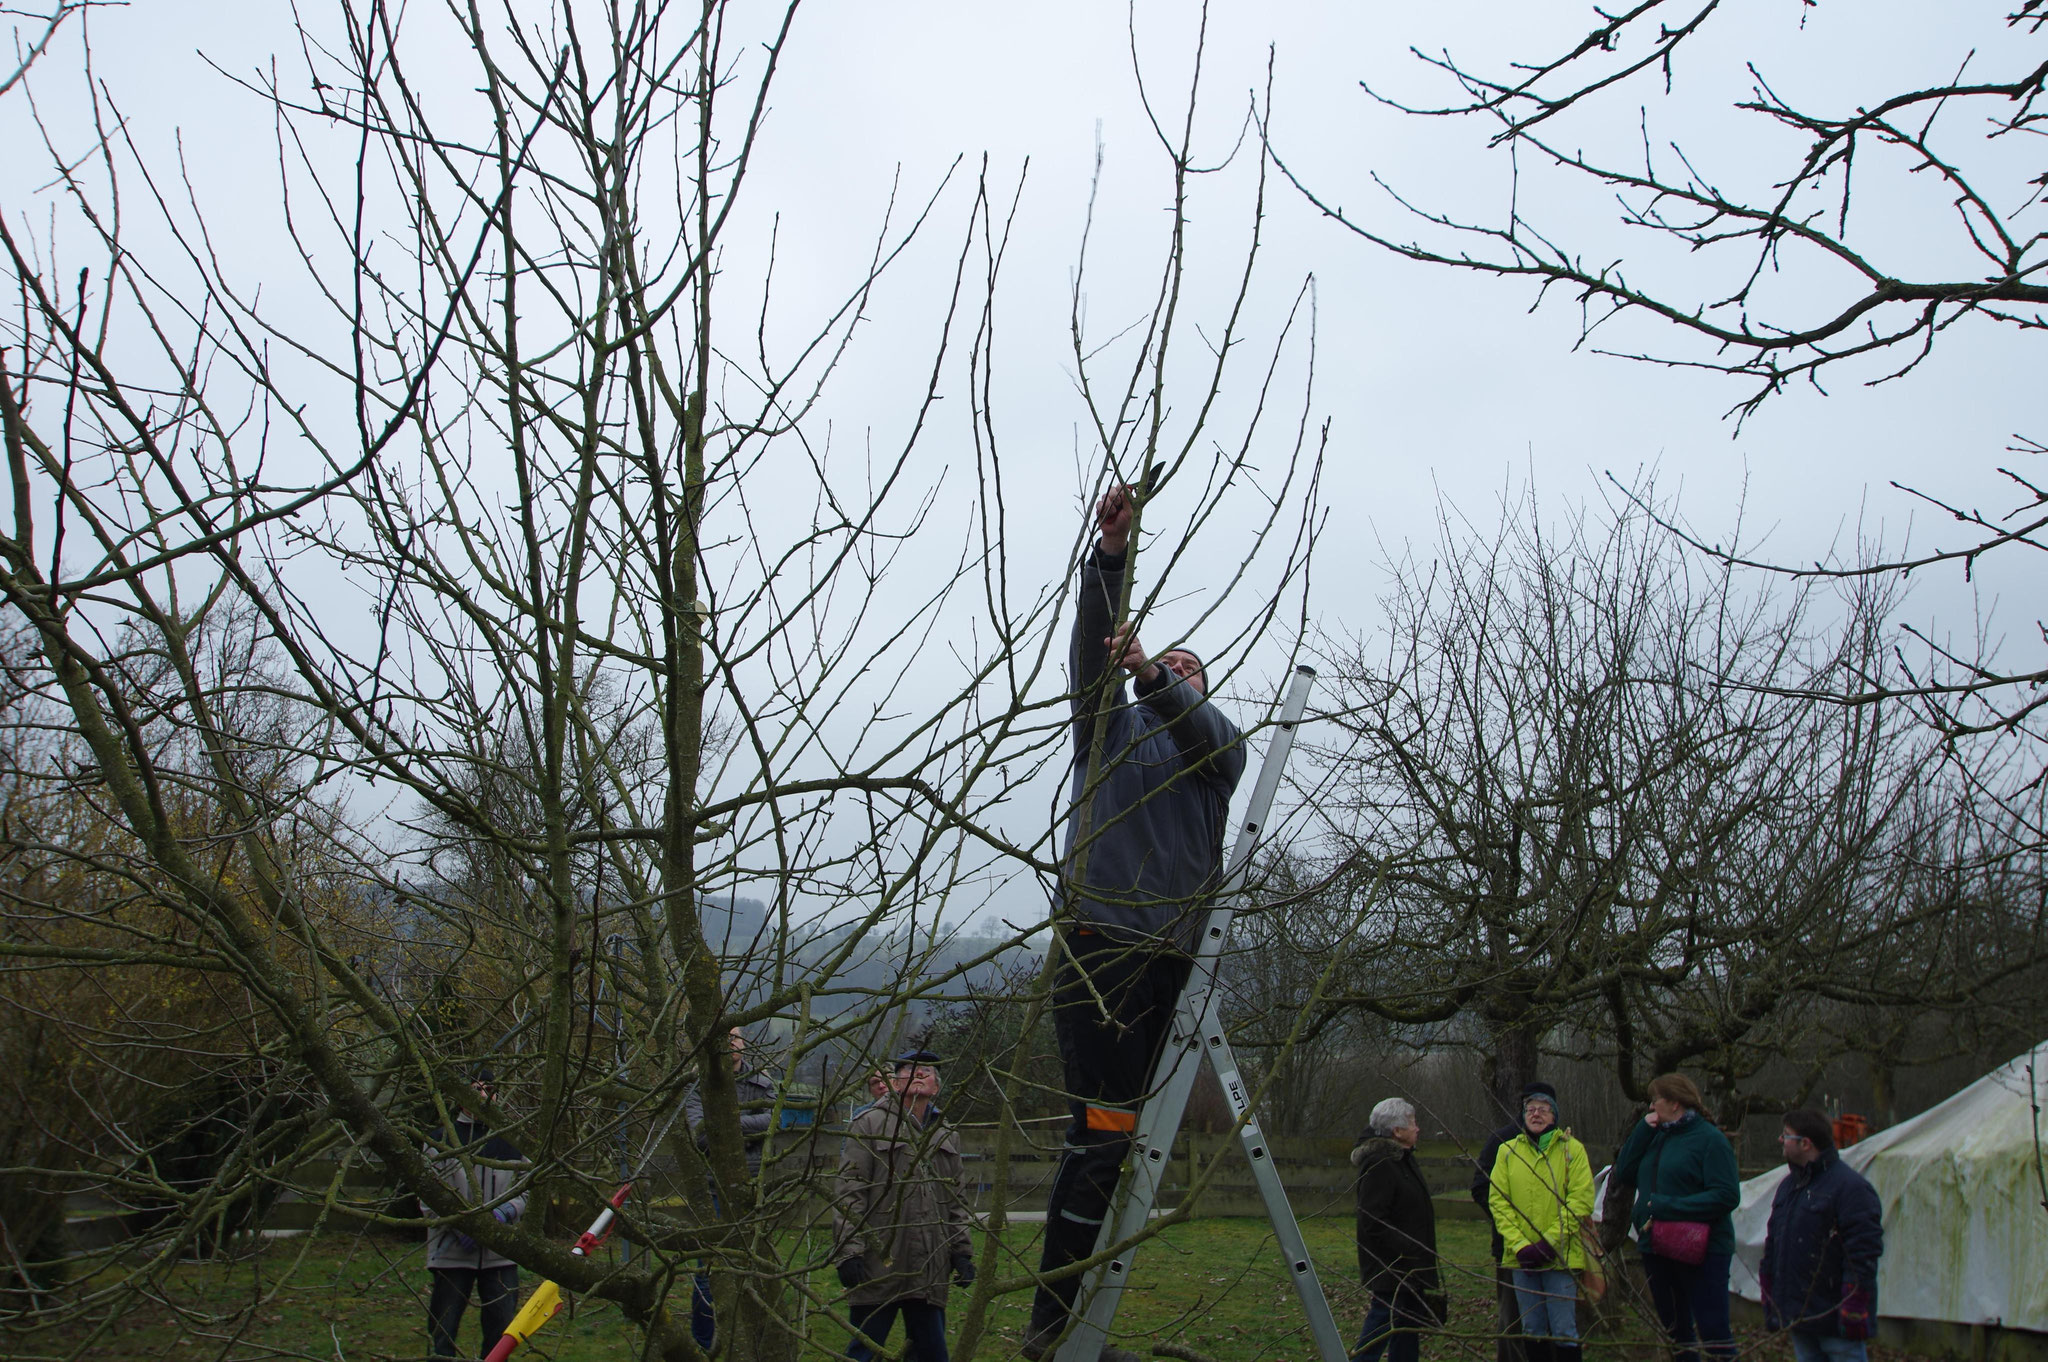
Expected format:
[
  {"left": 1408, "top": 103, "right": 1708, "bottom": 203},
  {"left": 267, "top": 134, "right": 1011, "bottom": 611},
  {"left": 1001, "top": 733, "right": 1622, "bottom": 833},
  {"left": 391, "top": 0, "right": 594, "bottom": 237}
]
[{"left": 1777, "top": 1133, "right": 1810, "bottom": 1144}]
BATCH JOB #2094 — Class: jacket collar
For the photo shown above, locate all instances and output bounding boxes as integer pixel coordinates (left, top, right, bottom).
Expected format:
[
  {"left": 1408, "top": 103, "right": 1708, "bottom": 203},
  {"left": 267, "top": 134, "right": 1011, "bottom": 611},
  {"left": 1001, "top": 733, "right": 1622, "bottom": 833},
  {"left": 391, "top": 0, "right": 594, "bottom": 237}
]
[
  {"left": 1793, "top": 1148, "right": 1840, "bottom": 1182},
  {"left": 870, "top": 1091, "right": 939, "bottom": 1131}
]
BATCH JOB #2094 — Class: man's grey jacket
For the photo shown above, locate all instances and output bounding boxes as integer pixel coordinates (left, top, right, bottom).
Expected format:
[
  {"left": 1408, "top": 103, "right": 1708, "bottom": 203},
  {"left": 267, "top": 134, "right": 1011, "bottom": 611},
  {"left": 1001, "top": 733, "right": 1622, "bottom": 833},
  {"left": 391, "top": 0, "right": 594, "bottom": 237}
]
[
  {"left": 685, "top": 1067, "right": 778, "bottom": 1179},
  {"left": 1064, "top": 542, "right": 1246, "bottom": 948}
]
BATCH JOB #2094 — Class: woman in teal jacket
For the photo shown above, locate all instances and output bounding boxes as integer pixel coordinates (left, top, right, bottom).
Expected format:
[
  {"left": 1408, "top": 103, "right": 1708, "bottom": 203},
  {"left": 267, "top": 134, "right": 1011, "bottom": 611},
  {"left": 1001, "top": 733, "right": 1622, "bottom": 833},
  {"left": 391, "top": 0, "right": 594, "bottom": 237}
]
[{"left": 1612, "top": 1074, "right": 1741, "bottom": 1362}]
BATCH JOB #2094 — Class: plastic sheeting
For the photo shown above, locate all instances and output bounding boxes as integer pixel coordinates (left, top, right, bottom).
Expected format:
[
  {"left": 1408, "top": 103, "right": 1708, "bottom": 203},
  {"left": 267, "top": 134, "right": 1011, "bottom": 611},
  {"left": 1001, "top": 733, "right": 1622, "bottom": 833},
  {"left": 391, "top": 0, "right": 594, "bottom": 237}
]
[{"left": 1730, "top": 1040, "right": 2048, "bottom": 1331}]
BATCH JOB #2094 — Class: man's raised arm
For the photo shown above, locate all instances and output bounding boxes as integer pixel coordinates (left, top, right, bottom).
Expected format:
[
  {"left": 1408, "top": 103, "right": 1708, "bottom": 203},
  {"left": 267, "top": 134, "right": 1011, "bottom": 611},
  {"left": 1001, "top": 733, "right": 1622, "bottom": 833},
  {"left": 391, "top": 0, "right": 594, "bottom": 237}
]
[{"left": 1070, "top": 484, "right": 1134, "bottom": 753}]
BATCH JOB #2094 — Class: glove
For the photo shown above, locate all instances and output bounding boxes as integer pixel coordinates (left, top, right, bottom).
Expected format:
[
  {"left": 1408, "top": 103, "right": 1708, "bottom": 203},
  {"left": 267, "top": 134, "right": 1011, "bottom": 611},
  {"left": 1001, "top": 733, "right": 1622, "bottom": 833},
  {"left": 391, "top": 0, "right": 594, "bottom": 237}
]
[
  {"left": 950, "top": 1252, "right": 976, "bottom": 1287},
  {"left": 837, "top": 1256, "right": 873, "bottom": 1290},
  {"left": 1515, "top": 1240, "right": 1557, "bottom": 1270},
  {"left": 452, "top": 1233, "right": 477, "bottom": 1253},
  {"left": 1420, "top": 1290, "right": 1449, "bottom": 1327},
  {"left": 1839, "top": 1283, "right": 1873, "bottom": 1341},
  {"left": 492, "top": 1204, "right": 519, "bottom": 1224}
]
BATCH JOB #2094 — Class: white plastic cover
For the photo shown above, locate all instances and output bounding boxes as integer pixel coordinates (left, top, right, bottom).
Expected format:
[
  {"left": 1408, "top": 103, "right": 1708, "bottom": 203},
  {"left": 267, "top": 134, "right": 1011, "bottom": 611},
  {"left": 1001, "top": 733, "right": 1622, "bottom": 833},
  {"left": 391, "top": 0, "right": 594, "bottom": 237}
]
[{"left": 1730, "top": 1039, "right": 2048, "bottom": 1330}]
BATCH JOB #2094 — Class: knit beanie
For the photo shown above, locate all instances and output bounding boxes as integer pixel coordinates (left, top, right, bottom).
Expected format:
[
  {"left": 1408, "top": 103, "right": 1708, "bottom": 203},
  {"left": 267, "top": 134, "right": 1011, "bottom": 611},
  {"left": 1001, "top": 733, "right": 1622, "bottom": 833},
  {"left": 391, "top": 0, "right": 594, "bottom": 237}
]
[{"left": 1520, "top": 1084, "right": 1561, "bottom": 1126}]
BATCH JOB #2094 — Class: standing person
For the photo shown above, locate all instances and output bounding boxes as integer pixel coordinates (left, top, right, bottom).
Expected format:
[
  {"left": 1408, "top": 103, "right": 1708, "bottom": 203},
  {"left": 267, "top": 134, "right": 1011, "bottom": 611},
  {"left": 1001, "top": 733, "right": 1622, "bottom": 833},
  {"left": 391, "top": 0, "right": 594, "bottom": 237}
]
[
  {"left": 1612, "top": 1074, "right": 1741, "bottom": 1362},
  {"left": 851, "top": 1067, "right": 892, "bottom": 1118},
  {"left": 424, "top": 1069, "right": 528, "bottom": 1360},
  {"left": 1472, "top": 1082, "right": 1557, "bottom": 1362},
  {"left": 685, "top": 1028, "right": 778, "bottom": 1351},
  {"left": 834, "top": 1050, "right": 975, "bottom": 1362},
  {"left": 1025, "top": 483, "right": 1247, "bottom": 1361},
  {"left": 1760, "top": 1110, "right": 1884, "bottom": 1362},
  {"left": 1488, "top": 1090, "right": 1595, "bottom": 1362},
  {"left": 1353, "top": 1098, "right": 1444, "bottom": 1362}
]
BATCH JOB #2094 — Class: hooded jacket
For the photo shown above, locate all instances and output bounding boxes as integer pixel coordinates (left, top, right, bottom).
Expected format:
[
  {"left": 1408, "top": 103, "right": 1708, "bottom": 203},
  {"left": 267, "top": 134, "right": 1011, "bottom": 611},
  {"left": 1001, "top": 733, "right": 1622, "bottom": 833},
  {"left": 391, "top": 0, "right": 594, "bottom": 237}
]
[
  {"left": 1761, "top": 1151, "right": 1883, "bottom": 1336},
  {"left": 424, "top": 1119, "right": 528, "bottom": 1271},
  {"left": 1352, "top": 1134, "right": 1440, "bottom": 1298},
  {"left": 833, "top": 1094, "right": 972, "bottom": 1307},
  {"left": 1488, "top": 1129, "right": 1595, "bottom": 1270},
  {"left": 1064, "top": 544, "right": 1246, "bottom": 948}
]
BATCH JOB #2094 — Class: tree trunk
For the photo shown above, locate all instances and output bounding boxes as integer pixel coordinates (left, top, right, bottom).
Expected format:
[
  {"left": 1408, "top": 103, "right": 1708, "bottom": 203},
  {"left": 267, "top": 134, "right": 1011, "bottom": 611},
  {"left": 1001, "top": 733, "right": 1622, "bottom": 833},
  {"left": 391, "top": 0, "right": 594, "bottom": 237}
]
[{"left": 1484, "top": 1018, "right": 1541, "bottom": 1127}]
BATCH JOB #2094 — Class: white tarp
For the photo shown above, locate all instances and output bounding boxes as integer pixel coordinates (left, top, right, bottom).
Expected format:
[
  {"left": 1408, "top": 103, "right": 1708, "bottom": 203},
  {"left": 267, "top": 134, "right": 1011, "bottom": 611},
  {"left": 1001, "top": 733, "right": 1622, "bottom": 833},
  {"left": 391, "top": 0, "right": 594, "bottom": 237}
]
[{"left": 1730, "top": 1040, "right": 2048, "bottom": 1332}]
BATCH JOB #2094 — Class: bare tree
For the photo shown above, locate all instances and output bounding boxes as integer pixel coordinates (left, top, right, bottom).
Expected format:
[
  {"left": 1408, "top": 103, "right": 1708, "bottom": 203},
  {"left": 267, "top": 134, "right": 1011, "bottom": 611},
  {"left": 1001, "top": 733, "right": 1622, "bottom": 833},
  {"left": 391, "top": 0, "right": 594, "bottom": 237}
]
[
  {"left": 1288, "top": 486, "right": 2047, "bottom": 1132},
  {"left": 0, "top": 2, "right": 1323, "bottom": 1358},
  {"left": 1271, "top": 3, "right": 2048, "bottom": 752}
]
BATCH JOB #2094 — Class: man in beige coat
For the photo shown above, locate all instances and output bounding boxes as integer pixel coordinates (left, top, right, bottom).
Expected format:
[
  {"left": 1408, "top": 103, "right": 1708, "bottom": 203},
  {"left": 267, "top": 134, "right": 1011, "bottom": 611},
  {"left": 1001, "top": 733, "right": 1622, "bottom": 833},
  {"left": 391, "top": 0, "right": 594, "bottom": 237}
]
[{"left": 834, "top": 1050, "right": 975, "bottom": 1362}]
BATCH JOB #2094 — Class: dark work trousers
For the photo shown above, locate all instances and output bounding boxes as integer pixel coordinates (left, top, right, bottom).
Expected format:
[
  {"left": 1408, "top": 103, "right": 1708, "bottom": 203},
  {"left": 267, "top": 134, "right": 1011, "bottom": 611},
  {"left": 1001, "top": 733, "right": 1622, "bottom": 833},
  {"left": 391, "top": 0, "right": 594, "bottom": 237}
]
[
  {"left": 847, "top": 1299, "right": 949, "bottom": 1362},
  {"left": 1027, "top": 931, "right": 1194, "bottom": 1342},
  {"left": 1641, "top": 1252, "right": 1735, "bottom": 1362},
  {"left": 428, "top": 1263, "right": 519, "bottom": 1358},
  {"left": 1494, "top": 1266, "right": 1526, "bottom": 1362},
  {"left": 692, "top": 1272, "right": 716, "bottom": 1350},
  {"left": 1352, "top": 1288, "right": 1424, "bottom": 1362}
]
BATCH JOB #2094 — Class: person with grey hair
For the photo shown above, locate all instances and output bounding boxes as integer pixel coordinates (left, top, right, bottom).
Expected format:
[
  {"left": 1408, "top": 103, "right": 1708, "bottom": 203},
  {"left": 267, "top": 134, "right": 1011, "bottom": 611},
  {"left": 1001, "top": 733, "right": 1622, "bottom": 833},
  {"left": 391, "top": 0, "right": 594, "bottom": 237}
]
[
  {"left": 1370, "top": 1099, "right": 1416, "bottom": 1136},
  {"left": 1352, "top": 1098, "right": 1443, "bottom": 1362}
]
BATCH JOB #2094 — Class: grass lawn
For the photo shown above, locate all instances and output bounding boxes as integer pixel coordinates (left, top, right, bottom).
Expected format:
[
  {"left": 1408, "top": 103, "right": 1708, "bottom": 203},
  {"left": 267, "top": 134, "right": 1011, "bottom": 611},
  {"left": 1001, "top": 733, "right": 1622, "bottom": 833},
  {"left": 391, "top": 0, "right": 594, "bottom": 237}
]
[{"left": 9, "top": 1218, "right": 1929, "bottom": 1362}]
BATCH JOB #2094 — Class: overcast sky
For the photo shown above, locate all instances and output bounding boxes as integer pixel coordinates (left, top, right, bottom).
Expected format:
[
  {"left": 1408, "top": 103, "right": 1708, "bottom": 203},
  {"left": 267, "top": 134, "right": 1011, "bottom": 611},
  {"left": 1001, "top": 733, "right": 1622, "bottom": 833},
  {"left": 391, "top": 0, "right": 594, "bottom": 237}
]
[{"left": 6, "top": 1, "right": 2040, "bottom": 930}]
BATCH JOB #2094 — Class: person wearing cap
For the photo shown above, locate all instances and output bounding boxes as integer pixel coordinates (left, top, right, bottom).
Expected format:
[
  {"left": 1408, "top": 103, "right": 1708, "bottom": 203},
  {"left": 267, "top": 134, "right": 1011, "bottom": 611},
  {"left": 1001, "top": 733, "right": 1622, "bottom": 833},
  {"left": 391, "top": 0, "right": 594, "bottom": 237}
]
[
  {"left": 423, "top": 1069, "right": 529, "bottom": 1359},
  {"left": 1471, "top": 1082, "right": 1557, "bottom": 1362},
  {"left": 1027, "top": 481, "right": 1247, "bottom": 1361},
  {"left": 833, "top": 1050, "right": 975, "bottom": 1362},
  {"left": 1487, "top": 1088, "right": 1595, "bottom": 1362},
  {"left": 1760, "top": 1110, "right": 1883, "bottom": 1362}
]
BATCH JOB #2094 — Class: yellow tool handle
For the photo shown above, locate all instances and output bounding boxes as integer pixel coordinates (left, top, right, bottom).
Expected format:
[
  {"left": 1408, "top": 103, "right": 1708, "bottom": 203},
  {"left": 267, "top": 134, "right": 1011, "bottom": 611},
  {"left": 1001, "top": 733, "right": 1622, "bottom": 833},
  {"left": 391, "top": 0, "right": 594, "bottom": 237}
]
[{"left": 482, "top": 1279, "right": 563, "bottom": 1362}]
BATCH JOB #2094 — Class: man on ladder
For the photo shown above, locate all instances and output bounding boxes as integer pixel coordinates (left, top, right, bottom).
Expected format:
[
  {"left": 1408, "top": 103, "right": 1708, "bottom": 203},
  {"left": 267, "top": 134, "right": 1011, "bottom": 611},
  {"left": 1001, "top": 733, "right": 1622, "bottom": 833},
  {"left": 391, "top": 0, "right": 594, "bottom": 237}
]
[{"left": 1024, "top": 482, "right": 1248, "bottom": 1362}]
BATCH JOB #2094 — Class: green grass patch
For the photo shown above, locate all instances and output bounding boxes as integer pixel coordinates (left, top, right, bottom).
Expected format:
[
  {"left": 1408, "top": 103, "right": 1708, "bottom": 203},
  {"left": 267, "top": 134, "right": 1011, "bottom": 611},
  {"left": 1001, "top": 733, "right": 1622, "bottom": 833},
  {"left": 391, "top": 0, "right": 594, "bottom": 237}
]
[{"left": 11, "top": 1220, "right": 1931, "bottom": 1362}]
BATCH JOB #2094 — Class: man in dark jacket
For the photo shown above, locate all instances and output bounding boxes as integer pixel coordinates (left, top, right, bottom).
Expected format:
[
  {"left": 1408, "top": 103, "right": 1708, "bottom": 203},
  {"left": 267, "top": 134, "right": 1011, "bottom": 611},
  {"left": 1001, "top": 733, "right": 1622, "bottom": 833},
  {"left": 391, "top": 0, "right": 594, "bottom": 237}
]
[
  {"left": 1025, "top": 483, "right": 1247, "bottom": 1361},
  {"left": 424, "top": 1070, "right": 529, "bottom": 1359},
  {"left": 684, "top": 1028, "right": 779, "bottom": 1349},
  {"left": 1355, "top": 1098, "right": 1444, "bottom": 1362},
  {"left": 1761, "top": 1110, "right": 1884, "bottom": 1362},
  {"left": 1470, "top": 1082, "right": 1554, "bottom": 1362}
]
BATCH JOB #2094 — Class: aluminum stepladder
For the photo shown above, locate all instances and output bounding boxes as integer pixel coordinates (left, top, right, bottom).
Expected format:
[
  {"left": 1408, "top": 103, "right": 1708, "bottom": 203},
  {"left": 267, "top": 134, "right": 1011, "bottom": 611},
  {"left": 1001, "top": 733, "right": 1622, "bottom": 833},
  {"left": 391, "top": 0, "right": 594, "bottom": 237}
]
[{"left": 1054, "top": 664, "right": 1348, "bottom": 1362}]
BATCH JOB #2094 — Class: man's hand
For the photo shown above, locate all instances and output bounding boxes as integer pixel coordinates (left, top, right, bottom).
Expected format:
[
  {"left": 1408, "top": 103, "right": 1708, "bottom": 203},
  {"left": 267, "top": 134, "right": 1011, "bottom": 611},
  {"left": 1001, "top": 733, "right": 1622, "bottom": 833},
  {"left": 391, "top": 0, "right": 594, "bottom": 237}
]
[
  {"left": 837, "top": 1256, "right": 873, "bottom": 1290},
  {"left": 950, "top": 1252, "right": 976, "bottom": 1287},
  {"left": 1106, "top": 621, "right": 1160, "bottom": 684},
  {"left": 1095, "top": 484, "right": 1135, "bottom": 555}
]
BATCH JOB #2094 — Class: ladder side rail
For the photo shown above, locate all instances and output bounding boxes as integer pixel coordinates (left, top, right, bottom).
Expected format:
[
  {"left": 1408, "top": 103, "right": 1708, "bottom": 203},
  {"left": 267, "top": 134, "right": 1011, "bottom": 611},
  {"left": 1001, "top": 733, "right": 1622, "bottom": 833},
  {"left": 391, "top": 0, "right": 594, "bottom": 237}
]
[{"left": 1201, "top": 1026, "right": 1352, "bottom": 1362}]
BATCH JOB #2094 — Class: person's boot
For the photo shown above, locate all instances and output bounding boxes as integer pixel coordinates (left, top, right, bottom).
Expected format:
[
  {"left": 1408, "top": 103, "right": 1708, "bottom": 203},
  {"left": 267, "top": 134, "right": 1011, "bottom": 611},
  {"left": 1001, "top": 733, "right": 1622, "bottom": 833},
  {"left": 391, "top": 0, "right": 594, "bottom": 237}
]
[
  {"left": 1554, "top": 1344, "right": 1582, "bottom": 1362},
  {"left": 1522, "top": 1339, "right": 1554, "bottom": 1362}
]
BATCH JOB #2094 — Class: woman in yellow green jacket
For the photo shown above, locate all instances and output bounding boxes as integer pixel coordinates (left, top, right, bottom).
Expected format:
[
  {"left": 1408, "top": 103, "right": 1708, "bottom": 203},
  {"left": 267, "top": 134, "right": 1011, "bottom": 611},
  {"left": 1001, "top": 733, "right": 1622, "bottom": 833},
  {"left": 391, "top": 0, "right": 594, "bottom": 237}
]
[{"left": 1487, "top": 1091, "right": 1595, "bottom": 1362}]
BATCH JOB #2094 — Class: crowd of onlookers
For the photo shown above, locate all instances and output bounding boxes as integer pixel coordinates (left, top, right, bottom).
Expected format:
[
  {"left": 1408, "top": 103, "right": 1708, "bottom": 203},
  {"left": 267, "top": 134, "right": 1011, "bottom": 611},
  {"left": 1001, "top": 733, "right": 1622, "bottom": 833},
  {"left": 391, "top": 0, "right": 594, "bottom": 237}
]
[
  {"left": 1354, "top": 1073, "right": 1885, "bottom": 1362},
  {"left": 420, "top": 1053, "right": 1886, "bottom": 1362}
]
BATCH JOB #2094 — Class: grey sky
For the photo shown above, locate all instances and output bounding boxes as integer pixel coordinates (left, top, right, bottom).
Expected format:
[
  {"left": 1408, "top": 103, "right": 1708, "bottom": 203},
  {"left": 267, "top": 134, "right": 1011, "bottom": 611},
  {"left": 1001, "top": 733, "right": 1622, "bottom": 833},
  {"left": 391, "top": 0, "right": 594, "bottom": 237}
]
[{"left": 5, "top": 1, "right": 2039, "bottom": 931}]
